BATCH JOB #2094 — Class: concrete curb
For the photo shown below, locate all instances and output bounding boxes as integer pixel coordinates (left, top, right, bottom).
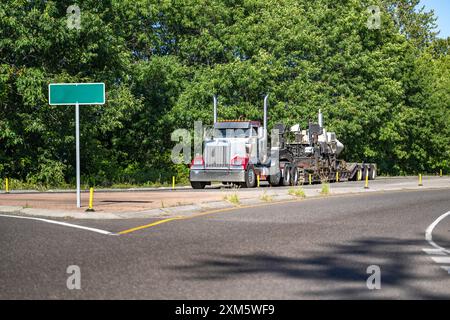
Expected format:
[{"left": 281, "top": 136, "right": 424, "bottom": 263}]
[
  {"left": 1, "top": 179, "right": 449, "bottom": 220},
  {"left": 0, "top": 176, "right": 442, "bottom": 195},
  {"left": 0, "top": 184, "right": 224, "bottom": 195}
]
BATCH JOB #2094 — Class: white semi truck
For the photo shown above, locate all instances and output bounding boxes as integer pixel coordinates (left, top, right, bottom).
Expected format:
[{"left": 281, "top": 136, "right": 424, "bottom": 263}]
[{"left": 189, "top": 95, "right": 377, "bottom": 189}]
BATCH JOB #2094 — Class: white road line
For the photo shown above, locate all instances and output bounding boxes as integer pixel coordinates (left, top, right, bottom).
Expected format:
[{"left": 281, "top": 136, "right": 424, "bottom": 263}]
[
  {"left": 0, "top": 214, "right": 115, "bottom": 235},
  {"left": 431, "top": 257, "right": 450, "bottom": 264},
  {"left": 425, "top": 211, "right": 450, "bottom": 255},
  {"left": 422, "top": 248, "right": 446, "bottom": 255},
  {"left": 440, "top": 266, "right": 450, "bottom": 274}
]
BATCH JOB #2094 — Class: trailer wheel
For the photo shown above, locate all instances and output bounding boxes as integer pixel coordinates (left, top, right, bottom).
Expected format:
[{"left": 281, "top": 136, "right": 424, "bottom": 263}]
[
  {"left": 369, "top": 164, "right": 377, "bottom": 180},
  {"left": 356, "top": 168, "right": 363, "bottom": 181},
  {"left": 281, "top": 165, "right": 291, "bottom": 186},
  {"left": 269, "top": 171, "right": 281, "bottom": 186},
  {"left": 191, "top": 181, "right": 207, "bottom": 189},
  {"left": 362, "top": 165, "right": 369, "bottom": 181},
  {"left": 242, "top": 166, "right": 257, "bottom": 188},
  {"left": 290, "top": 167, "right": 299, "bottom": 186}
]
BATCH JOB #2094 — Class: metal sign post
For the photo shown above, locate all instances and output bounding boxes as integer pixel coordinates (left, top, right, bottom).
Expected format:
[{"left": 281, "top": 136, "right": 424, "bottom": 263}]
[
  {"left": 49, "top": 83, "right": 105, "bottom": 208},
  {"left": 75, "top": 102, "right": 80, "bottom": 208}
]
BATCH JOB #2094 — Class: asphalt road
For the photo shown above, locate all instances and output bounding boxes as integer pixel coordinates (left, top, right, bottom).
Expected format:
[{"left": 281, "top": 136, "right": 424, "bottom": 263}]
[{"left": 1, "top": 188, "right": 450, "bottom": 299}]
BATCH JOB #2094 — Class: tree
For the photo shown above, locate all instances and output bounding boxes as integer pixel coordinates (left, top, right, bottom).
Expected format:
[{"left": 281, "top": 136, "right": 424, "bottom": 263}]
[{"left": 0, "top": 0, "right": 448, "bottom": 187}]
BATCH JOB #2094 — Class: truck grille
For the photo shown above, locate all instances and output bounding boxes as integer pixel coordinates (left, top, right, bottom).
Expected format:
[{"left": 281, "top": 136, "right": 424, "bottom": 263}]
[{"left": 205, "top": 145, "right": 230, "bottom": 168}]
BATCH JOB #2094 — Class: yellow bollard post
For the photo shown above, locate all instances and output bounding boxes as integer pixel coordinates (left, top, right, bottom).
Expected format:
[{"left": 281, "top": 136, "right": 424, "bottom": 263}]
[
  {"left": 86, "top": 187, "right": 95, "bottom": 212},
  {"left": 309, "top": 174, "right": 312, "bottom": 185},
  {"left": 172, "top": 176, "right": 175, "bottom": 190},
  {"left": 440, "top": 169, "right": 443, "bottom": 177},
  {"left": 257, "top": 175, "right": 260, "bottom": 188},
  {"left": 336, "top": 171, "right": 339, "bottom": 183},
  {"left": 419, "top": 174, "right": 423, "bottom": 186},
  {"left": 5, "top": 178, "right": 9, "bottom": 194},
  {"left": 364, "top": 170, "right": 369, "bottom": 189}
]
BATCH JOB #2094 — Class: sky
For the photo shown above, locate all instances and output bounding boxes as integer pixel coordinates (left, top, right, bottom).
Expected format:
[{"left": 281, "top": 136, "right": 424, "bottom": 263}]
[{"left": 420, "top": 0, "right": 450, "bottom": 38}]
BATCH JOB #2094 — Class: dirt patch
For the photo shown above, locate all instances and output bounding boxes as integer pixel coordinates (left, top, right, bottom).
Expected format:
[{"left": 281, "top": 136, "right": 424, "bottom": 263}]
[{"left": 0, "top": 190, "right": 255, "bottom": 214}]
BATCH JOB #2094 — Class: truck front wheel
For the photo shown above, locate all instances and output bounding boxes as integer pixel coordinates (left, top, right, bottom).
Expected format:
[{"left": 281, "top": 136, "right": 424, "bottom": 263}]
[
  {"left": 191, "top": 181, "right": 207, "bottom": 189},
  {"left": 242, "top": 166, "right": 257, "bottom": 188}
]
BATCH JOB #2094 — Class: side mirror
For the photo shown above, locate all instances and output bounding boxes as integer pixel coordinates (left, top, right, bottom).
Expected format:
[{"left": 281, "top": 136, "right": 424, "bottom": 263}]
[{"left": 203, "top": 126, "right": 213, "bottom": 140}]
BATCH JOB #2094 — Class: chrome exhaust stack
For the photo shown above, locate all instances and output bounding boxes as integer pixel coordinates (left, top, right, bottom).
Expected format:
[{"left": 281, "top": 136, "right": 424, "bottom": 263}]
[
  {"left": 263, "top": 94, "right": 269, "bottom": 130},
  {"left": 318, "top": 109, "right": 323, "bottom": 128},
  {"left": 213, "top": 95, "right": 218, "bottom": 124}
]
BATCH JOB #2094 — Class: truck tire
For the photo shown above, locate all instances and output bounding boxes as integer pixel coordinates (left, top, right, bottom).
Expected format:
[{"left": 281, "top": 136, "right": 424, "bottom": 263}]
[
  {"left": 362, "top": 165, "right": 369, "bottom": 181},
  {"left": 369, "top": 164, "right": 377, "bottom": 180},
  {"left": 356, "top": 168, "right": 363, "bottom": 181},
  {"left": 191, "top": 181, "right": 207, "bottom": 189},
  {"left": 281, "top": 165, "right": 291, "bottom": 186},
  {"left": 290, "top": 166, "right": 299, "bottom": 186},
  {"left": 269, "top": 171, "right": 281, "bottom": 186},
  {"left": 242, "top": 166, "right": 257, "bottom": 188}
]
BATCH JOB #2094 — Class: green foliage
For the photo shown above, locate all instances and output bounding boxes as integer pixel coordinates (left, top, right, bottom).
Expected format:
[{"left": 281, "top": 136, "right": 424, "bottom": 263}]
[
  {"left": 288, "top": 187, "right": 306, "bottom": 198},
  {"left": 224, "top": 193, "right": 240, "bottom": 205},
  {"left": 321, "top": 183, "right": 330, "bottom": 196},
  {"left": 260, "top": 191, "right": 273, "bottom": 202},
  {"left": 0, "top": 0, "right": 449, "bottom": 188},
  {"left": 26, "top": 158, "right": 67, "bottom": 188}
]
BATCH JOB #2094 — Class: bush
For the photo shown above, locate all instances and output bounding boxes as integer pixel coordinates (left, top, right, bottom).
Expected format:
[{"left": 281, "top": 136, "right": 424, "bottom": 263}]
[
  {"left": 26, "top": 160, "right": 67, "bottom": 189},
  {"left": 320, "top": 183, "right": 330, "bottom": 196},
  {"left": 260, "top": 191, "right": 273, "bottom": 202},
  {"left": 224, "top": 193, "right": 240, "bottom": 205},
  {"left": 288, "top": 187, "right": 306, "bottom": 198}
]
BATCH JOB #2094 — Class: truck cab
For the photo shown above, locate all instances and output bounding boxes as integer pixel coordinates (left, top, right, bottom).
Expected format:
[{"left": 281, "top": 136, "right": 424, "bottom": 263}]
[{"left": 190, "top": 120, "right": 266, "bottom": 189}]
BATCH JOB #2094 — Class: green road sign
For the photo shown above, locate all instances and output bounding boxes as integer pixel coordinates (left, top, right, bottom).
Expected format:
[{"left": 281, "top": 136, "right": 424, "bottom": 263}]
[
  {"left": 48, "top": 82, "right": 106, "bottom": 208},
  {"left": 48, "top": 83, "right": 105, "bottom": 105}
]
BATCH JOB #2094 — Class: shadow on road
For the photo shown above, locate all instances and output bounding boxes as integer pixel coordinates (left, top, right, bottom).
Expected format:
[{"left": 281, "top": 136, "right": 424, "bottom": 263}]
[{"left": 171, "top": 237, "right": 450, "bottom": 299}]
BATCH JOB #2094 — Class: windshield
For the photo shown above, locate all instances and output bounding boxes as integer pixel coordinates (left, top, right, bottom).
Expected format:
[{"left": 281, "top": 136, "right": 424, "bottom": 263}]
[{"left": 214, "top": 128, "right": 257, "bottom": 138}]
